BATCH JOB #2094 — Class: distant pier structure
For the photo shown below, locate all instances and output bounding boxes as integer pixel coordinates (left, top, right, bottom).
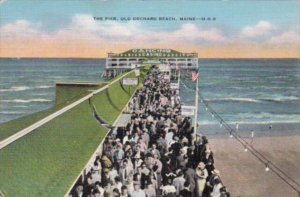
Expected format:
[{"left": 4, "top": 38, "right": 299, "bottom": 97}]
[{"left": 104, "top": 49, "right": 198, "bottom": 79}]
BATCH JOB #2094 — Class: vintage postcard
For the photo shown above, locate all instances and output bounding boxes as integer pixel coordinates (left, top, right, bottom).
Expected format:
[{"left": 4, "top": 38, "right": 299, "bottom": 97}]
[{"left": 0, "top": 0, "right": 299, "bottom": 197}]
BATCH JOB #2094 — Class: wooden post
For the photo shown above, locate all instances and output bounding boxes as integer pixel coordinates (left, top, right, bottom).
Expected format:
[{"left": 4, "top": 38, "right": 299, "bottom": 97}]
[{"left": 194, "top": 70, "right": 199, "bottom": 140}]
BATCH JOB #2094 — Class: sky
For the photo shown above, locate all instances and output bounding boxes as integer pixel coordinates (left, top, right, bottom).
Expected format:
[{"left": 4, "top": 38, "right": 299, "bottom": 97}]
[{"left": 0, "top": 0, "right": 299, "bottom": 58}]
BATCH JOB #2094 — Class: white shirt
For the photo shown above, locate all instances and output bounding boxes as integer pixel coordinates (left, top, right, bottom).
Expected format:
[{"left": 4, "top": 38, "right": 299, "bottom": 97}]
[
  {"left": 165, "top": 131, "right": 174, "bottom": 145},
  {"left": 131, "top": 189, "right": 146, "bottom": 197},
  {"left": 161, "top": 185, "right": 176, "bottom": 195},
  {"left": 123, "top": 136, "right": 129, "bottom": 144},
  {"left": 108, "top": 169, "right": 119, "bottom": 183}
]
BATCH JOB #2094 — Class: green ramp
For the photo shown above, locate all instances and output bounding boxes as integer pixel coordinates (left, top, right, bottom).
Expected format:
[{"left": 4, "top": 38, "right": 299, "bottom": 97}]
[
  {"left": 0, "top": 83, "right": 103, "bottom": 141},
  {"left": 0, "top": 99, "right": 108, "bottom": 196},
  {"left": 0, "top": 68, "right": 150, "bottom": 196},
  {"left": 92, "top": 67, "right": 150, "bottom": 124}
]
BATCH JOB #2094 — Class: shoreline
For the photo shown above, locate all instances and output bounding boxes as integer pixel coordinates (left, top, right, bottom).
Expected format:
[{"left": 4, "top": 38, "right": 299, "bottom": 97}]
[{"left": 208, "top": 134, "right": 300, "bottom": 197}]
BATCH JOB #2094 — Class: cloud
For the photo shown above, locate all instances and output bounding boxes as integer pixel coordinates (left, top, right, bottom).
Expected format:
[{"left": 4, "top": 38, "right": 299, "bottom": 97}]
[
  {"left": 0, "top": 20, "right": 42, "bottom": 39},
  {"left": 0, "top": 14, "right": 299, "bottom": 58},
  {"left": 170, "top": 23, "right": 226, "bottom": 43},
  {"left": 240, "top": 21, "right": 276, "bottom": 38},
  {"left": 58, "top": 14, "right": 226, "bottom": 44},
  {"left": 54, "top": 14, "right": 143, "bottom": 42},
  {"left": 0, "top": 0, "right": 7, "bottom": 4},
  {"left": 1, "top": 14, "right": 226, "bottom": 46},
  {"left": 269, "top": 31, "right": 300, "bottom": 44}
]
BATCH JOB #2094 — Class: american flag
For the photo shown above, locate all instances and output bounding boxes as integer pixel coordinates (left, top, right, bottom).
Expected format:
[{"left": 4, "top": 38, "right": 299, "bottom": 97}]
[{"left": 191, "top": 69, "right": 199, "bottom": 82}]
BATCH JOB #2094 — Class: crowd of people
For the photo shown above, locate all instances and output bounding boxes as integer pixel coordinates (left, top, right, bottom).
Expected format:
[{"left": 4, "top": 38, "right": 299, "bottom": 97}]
[{"left": 72, "top": 67, "right": 230, "bottom": 197}]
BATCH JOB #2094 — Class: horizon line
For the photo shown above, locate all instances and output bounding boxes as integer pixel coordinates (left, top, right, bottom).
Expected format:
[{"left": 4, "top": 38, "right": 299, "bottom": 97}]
[{"left": 1, "top": 57, "right": 300, "bottom": 59}]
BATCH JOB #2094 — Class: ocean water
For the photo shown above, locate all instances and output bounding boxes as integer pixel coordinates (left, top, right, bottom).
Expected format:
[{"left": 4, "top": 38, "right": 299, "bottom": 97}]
[
  {"left": 0, "top": 58, "right": 105, "bottom": 123},
  {"left": 0, "top": 58, "right": 300, "bottom": 131},
  {"left": 179, "top": 59, "right": 300, "bottom": 136}
]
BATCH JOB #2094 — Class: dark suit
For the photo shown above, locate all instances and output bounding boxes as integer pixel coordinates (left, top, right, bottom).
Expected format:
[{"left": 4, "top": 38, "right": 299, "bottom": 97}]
[
  {"left": 179, "top": 189, "right": 193, "bottom": 197},
  {"left": 119, "top": 167, "right": 133, "bottom": 184}
]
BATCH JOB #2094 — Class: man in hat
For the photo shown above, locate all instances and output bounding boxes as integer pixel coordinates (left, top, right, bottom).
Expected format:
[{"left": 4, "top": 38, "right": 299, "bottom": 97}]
[
  {"left": 171, "top": 136, "right": 182, "bottom": 157},
  {"left": 119, "top": 159, "right": 133, "bottom": 185},
  {"left": 140, "top": 162, "right": 151, "bottom": 189},
  {"left": 157, "top": 135, "right": 167, "bottom": 154},
  {"left": 147, "top": 143, "right": 161, "bottom": 159},
  {"left": 173, "top": 169, "right": 186, "bottom": 195},
  {"left": 205, "top": 158, "right": 215, "bottom": 176},
  {"left": 114, "top": 144, "right": 125, "bottom": 165},
  {"left": 185, "top": 162, "right": 196, "bottom": 195}
]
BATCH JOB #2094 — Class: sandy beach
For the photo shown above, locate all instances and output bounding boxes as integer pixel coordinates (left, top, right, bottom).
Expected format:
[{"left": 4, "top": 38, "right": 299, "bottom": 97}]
[{"left": 209, "top": 134, "right": 300, "bottom": 197}]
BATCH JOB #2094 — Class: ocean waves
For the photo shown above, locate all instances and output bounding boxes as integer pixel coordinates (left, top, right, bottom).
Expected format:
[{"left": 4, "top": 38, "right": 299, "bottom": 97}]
[
  {"left": 204, "top": 96, "right": 299, "bottom": 103},
  {"left": 198, "top": 112, "right": 300, "bottom": 125},
  {"left": 260, "top": 96, "right": 299, "bottom": 102},
  {"left": 0, "top": 86, "right": 31, "bottom": 92},
  {"left": 235, "top": 112, "right": 300, "bottom": 121},
  {"left": 1, "top": 99, "right": 52, "bottom": 103},
  {"left": 205, "top": 97, "right": 261, "bottom": 103},
  {"left": 0, "top": 111, "right": 26, "bottom": 115},
  {"left": 0, "top": 85, "right": 54, "bottom": 92},
  {"left": 36, "top": 85, "right": 53, "bottom": 89}
]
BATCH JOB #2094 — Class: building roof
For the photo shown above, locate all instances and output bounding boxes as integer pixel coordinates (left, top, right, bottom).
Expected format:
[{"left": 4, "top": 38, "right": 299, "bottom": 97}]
[{"left": 109, "top": 49, "right": 198, "bottom": 58}]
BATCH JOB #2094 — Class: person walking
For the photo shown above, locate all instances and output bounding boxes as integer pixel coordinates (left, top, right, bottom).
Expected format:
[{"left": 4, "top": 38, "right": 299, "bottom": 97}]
[{"left": 195, "top": 162, "right": 208, "bottom": 197}]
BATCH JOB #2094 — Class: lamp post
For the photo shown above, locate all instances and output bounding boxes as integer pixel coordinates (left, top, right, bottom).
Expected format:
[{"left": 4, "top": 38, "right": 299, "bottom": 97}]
[{"left": 194, "top": 68, "right": 199, "bottom": 140}]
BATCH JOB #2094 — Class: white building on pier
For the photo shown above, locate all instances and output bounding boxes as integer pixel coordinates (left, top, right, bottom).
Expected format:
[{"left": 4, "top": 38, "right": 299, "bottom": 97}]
[{"left": 104, "top": 49, "right": 198, "bottom": 78}]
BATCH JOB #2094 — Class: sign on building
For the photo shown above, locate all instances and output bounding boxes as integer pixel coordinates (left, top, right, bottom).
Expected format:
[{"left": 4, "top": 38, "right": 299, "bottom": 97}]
[
  {"left": 135, "top": 69, "right": 140, "bottom": 77},
  {"left": 159, "top": 64, "right": 171, "bottom": 72},
  {"left": 181, "top": 105, "right": 196, "bottom": 116},
  {"left": 123, "top": 78, "right": 138, "bottom": 85},
  {"left": 170, "top": 83, "right": 179, "bottom": 89}
]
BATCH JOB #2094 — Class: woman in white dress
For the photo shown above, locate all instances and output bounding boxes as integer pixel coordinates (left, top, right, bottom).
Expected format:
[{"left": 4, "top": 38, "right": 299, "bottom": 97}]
[{"left": 195, "top": 162, "right": 208, "bottom": 197}]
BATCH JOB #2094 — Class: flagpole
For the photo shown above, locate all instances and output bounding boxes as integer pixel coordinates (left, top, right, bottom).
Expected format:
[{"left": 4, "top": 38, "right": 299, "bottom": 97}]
[
  {"left": 177, "top": 66, "right": 181, "bottom": 87},
  {"left": 194, "top": 69, "right": 199, "bottom": 142}
]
